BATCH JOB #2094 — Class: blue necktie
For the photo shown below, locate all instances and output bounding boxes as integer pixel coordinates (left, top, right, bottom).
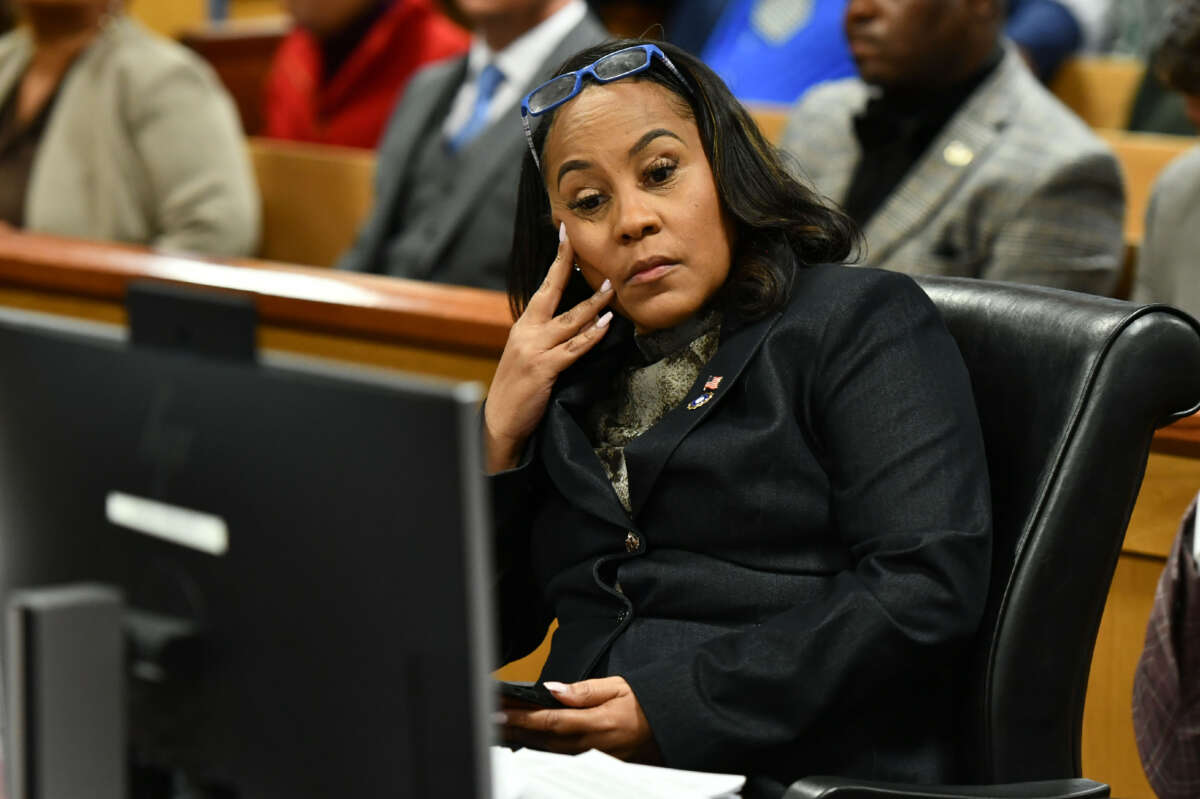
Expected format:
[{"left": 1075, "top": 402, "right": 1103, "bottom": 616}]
[{"left": 448, "top": 63, "right": 505, "bottom": 152}]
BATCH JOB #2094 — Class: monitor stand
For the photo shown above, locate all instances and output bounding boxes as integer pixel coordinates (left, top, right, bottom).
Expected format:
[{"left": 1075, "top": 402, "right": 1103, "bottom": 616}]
[{"left": 5, "top": 584, "right": 125, "bottom": 799}]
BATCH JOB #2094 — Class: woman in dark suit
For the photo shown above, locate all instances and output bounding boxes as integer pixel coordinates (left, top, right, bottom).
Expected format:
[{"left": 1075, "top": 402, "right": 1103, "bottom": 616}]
[{"left": 486, "top": 39, "right": 993, "bottom": 796}]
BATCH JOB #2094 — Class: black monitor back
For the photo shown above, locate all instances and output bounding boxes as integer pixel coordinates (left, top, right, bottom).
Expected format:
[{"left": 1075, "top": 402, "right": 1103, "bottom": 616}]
[{"left": 0, "top": 306, "right": 493, "bottom": 798}]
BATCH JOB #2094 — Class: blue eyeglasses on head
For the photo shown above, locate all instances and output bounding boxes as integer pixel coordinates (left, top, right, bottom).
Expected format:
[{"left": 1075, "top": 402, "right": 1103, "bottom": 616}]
[{"left": 520, "top": 44, "right": 691, "bottom": 171}]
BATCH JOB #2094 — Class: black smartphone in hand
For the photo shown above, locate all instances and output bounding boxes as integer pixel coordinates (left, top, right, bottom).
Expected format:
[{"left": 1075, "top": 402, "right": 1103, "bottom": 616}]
[{"left": 497, "top": 680, "right": 565, "bottom": 709}]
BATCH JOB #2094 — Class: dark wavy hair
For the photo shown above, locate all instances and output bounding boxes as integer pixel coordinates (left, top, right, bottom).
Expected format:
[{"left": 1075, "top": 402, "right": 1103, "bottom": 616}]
[
  {"left": 506, "top": 38, "right": 860, "bottom": 322},
  {"left": 1153, "top": 0, "right": 1200, "bottom": 95}
]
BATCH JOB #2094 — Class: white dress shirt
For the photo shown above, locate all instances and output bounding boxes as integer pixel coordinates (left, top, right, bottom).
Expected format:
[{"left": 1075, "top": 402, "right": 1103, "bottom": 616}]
[{"left": 442, "top": 0, "right": 590, "bottom": 140}]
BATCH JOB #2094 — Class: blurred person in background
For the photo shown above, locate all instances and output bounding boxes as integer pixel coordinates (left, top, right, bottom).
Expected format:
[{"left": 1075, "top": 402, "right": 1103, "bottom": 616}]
[
  {"left": 264, "top": 0, "right": 468, "bottom": 149},
  {"left": 1127, "top": 0, "right": 1197, "bottom": 134},
  {"left": 1132, "top": 0, "right": 1200, "bottom": 318},
  {"left": 594, "top": 0, "right": 1107, "bottom": 103},
  {"left": 694, "top": 0, "right": 856, "bottom": 104},
  {"left": 781, "top": 0, "right": 1124, "bottom": 295},
  {"left": 0, "top": 0, "right": 259, "bottom": 256},
  {"left": 1007, "top": 0, "right": 1112, "bottom": 80},
  {"left": 336, "top": 0, "right": 607, "bottom": 289}
]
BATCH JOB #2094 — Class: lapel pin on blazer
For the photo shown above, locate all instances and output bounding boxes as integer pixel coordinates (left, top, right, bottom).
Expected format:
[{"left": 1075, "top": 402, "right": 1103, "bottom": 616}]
[
  {"left": 688, "top": 376, "right": 723, "bottom": 410},
  {"left": 943, "top": 140, "right": 974, "bottom": 167}
]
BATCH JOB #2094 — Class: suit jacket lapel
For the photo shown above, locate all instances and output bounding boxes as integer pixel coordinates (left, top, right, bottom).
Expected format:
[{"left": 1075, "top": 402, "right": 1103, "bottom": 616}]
[
  {"left": 361, "top": 58, "right": 466, "bottom": 268},
  {"left": 414, "top": 102, "right": 526, "bottom": 270},
  {"left": 539, "top": 302, "right": 779, "bottom": 529},
  {"left": 540, "top": 325, "right": 640, "bottom": 531},
  {"left": 862, "top": 48, "right": 1020, "bottom": 267},
  {"left": 623, "top": 309, "right": 779, "bottom": 520},
  {"left": 808, "top": 83, "right": 869, "bottom": 206},
  {"left": 420, "top": 16, "right": 608, "bottom": 265}
]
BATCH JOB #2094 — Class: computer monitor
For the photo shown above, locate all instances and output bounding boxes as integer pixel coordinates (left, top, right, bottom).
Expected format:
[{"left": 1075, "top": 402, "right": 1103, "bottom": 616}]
[{"left": 0, "top": 297, "right": 495, "bottom": 798}]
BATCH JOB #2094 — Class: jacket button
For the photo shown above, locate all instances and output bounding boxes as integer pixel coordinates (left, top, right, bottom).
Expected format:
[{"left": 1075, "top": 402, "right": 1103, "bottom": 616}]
[{"left": 625, "top": 532, "right": 640, "bottom": 552}]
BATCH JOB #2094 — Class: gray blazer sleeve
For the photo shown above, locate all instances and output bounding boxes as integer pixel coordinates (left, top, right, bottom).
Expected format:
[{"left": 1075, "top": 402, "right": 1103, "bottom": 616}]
[
  {"left": 981, "top": 149, "right": 1125, "bottom": 295},
  {"left": 1132, "top": 180, "right": 1161, "bottom": 305}
]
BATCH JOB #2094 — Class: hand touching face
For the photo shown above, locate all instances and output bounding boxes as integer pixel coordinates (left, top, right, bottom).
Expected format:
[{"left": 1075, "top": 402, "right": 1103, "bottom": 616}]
[{"left": 541, "top": 80, "right": 734, "bottom": 334}]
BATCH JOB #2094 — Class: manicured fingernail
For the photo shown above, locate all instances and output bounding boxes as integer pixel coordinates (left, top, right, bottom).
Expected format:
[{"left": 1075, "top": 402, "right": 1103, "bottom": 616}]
[
  {"left": 543, "top": 681, "right": 569, "bottom": 695},
  {"left": 599, "top": 278, "right": 611, "bottom": 293},
  {"left": 595, "top": 312, "right": 613, "bottom": 330},
  {"left": 559, "top": 222, "right": 567, "bottom": 242},
  {"left": 493, "top": 711, "right": 508, "bottom": 725}
]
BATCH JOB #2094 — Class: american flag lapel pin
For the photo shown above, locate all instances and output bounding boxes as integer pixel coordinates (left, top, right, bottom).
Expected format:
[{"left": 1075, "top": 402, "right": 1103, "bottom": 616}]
[{"left": 688, "top": 376, "right": 723, "bottom": 411}]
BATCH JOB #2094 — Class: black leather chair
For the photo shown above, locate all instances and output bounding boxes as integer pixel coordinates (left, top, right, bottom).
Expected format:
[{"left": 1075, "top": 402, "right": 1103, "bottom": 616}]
[{"left": 786, "top": 278, "right": 1200, "bottom": 799}]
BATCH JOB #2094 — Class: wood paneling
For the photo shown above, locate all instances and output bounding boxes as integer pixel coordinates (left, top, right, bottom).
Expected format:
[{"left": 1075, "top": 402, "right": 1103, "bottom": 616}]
[
  {"left": 1081, "top": 446, "right": 1200, "bottom": 799},
  {"left": 130, "top": 0, "right": 207, "bottom": 38},
  {"left": 1082, "top": 553, "right": 1163, "bottom": 799},
  {"left": 494, "top": 623, "right": 557, "bottom": 683},
  {"left": 1126, "top": 452, "right": 1200, "bottom": 559},
  {"left": 1151, "top": 409, "right": 1200, "bottom": 459},
  {"left": 132, "top": 0, "right": 284, "bottom": 37}
]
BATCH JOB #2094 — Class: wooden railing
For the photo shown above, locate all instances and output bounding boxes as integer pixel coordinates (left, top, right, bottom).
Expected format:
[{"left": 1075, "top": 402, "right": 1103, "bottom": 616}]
[{"left": 0, "top": 232, "right": 509, "bottom": 385}]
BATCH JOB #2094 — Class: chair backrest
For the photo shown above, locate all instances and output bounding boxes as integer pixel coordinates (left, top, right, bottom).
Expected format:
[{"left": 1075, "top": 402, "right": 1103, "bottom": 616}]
[
  {"left": 246, "top": 137, "right": 377, "bottom": 267},
  {"left": 1095, "top": 129, "right": 1196, "bottom": 247},
  {"left": 1050, "top": 56, "right": 1145, "bottom": 130},
  {"left": 914, "top": 277, "right": 1200, "bottom": 783}
]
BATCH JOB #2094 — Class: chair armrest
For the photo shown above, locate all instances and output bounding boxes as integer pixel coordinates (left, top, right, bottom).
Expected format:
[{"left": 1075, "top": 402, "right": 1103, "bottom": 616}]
[{"left": 782, "top": 777, "right": 1109, "bottom": 799}]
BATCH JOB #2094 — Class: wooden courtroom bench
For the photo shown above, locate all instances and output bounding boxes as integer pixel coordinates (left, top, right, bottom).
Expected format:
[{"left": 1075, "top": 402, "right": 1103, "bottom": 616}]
[
  {"left": 1096, "top": 129, "right": 1196, "bottom": 248},
  {"left": 0, "top": 231, "right": 1189, "bottom": 799},
  {"left": 1051, "top": 55, "right": 1146, "bottom": 130},
  {"left": 1096, "top": 130, "right": 1194, "bottom": 299},
  {"left": 247, "top": 137, "right": 377, "bottom": 268}
]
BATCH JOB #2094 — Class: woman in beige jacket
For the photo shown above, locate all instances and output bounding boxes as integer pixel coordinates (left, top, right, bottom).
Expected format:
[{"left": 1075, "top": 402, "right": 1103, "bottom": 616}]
[{"left": 0, "top": 0, "right": 259, "bottom": 257}]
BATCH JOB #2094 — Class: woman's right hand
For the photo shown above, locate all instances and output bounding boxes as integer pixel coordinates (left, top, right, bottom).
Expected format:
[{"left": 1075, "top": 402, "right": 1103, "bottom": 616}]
[{"left": 484, "top": 224, "right": 615, "bottom": 473}]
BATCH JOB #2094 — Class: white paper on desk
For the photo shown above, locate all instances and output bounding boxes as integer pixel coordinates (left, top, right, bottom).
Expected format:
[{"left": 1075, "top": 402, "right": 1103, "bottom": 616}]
[
  {"left": 490, "top": 747, "right": 529, "bottom": 799},
  {"left": 490, "top": 746, "right": 744, "bottom": 799}
]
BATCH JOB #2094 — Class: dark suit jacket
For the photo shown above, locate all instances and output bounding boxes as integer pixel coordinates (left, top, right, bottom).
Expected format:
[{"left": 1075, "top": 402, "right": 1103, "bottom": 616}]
[
  {"left": 492, "top": 265, "right": 993, "bottom": 793},
  {"left": 335, "top": 14, "right": 609, "bottom": 289}
]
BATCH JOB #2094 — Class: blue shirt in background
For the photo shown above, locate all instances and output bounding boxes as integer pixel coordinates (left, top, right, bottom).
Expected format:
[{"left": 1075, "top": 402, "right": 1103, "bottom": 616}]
[{"left": 699, "top": 0, "right": 855, "bottom": 105}]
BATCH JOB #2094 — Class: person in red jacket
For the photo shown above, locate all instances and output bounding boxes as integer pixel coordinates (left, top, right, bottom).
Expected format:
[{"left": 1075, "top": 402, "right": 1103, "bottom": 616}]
[{"left": 264, "top": 0, "right": 468, "bottom": 148}]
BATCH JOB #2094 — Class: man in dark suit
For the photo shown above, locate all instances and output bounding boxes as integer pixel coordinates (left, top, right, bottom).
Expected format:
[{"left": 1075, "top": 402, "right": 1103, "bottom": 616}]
[{"left": 336, "top": 0, "right": 608, "bottom": 289}]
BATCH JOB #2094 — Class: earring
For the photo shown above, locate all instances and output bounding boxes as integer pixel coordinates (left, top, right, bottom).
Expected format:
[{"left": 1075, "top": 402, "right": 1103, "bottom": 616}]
[{"left": 573, "top": 262, "right": 581, "bottom": 273}]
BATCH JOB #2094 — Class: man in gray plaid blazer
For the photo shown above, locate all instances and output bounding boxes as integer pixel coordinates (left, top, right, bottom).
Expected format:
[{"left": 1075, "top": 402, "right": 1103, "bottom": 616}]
[{"left": 781, "top": 0, "right": 1125, "bottom": 295}]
